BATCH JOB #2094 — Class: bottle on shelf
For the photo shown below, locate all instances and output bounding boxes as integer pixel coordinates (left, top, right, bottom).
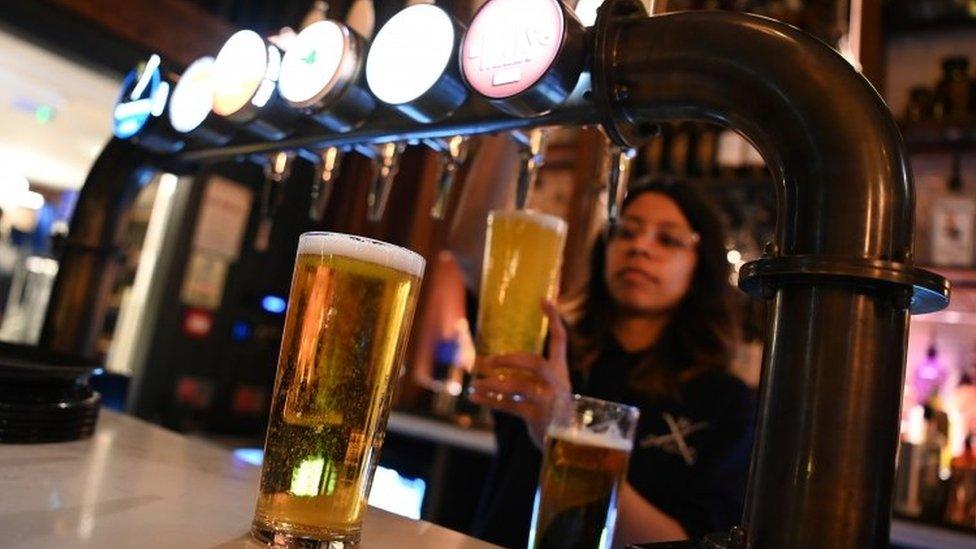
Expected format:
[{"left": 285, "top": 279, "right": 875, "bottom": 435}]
[
  {"left": 971, "top": 62, "right": 976, "bottom": 114},
  {"left": 931, "top": 152, "right": 975, "bottom": 267},
  {"left": 944, "top": 433, "right": 976, "bottom": 529},
  {"left": 430, "top": 337, "right": 461, "bottom": 418},
  {"left": 906, "top": 86, "right": 936, "bottom": 122},
  {"left": 671, "top": 124, "right": 693, "bottom": 177},
  {"left": 895, "top": 397, "right": 951, "bottom": 520},
  {"left": 920, "top": 396, "right": 952, "bottom": 521},
  {"left": 641, "top": 130, "right": 667, "bottom": 175},
  {"left": 935, "top": 56, "right": 972, "bottom": 118},
  {"left": 695, "top": 126, "right": 719, "bottom": 178},
  {"left": 914, "top": 335, "right": 950, "bottom": 405}
]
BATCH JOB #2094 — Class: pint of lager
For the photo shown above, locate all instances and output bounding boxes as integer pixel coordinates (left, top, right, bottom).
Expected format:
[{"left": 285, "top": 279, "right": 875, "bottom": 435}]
[
  {"left": 472, "top": 209, "right": 567, "bottom": 398},
  {"left": 251, "top": 232, "right": 425, "bottom": 546},
  {"left": 529, "top": 395, "right": 640, "bottom": 549}
]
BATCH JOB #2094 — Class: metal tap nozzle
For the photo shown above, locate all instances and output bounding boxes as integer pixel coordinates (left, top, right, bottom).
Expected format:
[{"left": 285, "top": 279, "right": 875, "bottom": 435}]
[
  {"left": 425, "top": 136, "right": 469, "bottom": 220},
  {"left": 512, "top": 129, "right": 548, "bottom": 210},
  {"left": 309, "top": 147, "right": 344, "bottom": 222},
  {"left": 607, "top": 146, "right": 637, "bottom": 226},
  {"left": 367, "top": 142, "right": 406, "bottom": 223}
]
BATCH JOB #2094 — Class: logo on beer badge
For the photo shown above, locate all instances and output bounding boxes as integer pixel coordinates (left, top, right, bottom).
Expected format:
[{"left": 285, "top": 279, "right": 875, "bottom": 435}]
[
  {"left": 278, "top": 20, "right": 347, "bottom": 106},
  {"left": 114, "top": 54, "right": 169, "bottom": 139},
  {"left": 640, "top": 413, "right": 709, "bottom": 466},
  {"left": 461, "top": 0, "right": 565, "bottom": 98}
]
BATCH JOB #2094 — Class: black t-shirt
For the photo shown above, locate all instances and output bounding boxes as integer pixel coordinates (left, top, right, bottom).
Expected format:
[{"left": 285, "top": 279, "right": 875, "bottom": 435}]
[{"left": 471, "top": 339, "right": 756, "bottom": 548}]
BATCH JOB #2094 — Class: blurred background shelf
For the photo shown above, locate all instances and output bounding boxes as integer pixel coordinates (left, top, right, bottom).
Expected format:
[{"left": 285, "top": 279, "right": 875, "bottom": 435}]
[
  {"left": 901, "top": 117, "right": 976, "bottom": 154},
  {"left": 882, "top": 0, "right": 976, "bottom": 37},
  {"left": 925, "top": 265, "right": 976, "bottom": 288},
  {"left": 885, "top": 17, "right": 976, "bottom": 37}
]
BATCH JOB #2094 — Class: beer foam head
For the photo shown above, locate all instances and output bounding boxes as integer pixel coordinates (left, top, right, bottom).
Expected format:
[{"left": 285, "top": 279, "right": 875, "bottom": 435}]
[
  {"left": 547, "top": 425, "right": 634, "bottom": 452},
  {"left": 491, "top": 209, "right": 567, "bottom": 235},
  {"left": 298, "top": 232, "right": 425, "bottom": 277}
]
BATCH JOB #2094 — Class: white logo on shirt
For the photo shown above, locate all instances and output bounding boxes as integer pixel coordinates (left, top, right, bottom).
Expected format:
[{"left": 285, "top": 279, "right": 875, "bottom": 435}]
[{"left": 639, "top": 413, "right": 709, "bottom": 466}]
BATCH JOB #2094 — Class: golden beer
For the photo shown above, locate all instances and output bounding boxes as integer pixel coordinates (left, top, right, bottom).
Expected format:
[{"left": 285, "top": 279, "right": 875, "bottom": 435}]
[
  {"left": 251, "top": 233, "right": 425, "bottom": 546},
  {"left": 473, "top": 210, "right": 567, "bottom": 394},
  {"left": 529, "top": 396, "right": 639, "bottom": 549}
]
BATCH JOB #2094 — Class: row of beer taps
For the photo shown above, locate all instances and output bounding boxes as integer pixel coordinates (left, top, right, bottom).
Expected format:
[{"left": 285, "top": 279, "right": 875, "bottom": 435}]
[{"left": 258, "top": 130, "right": 639, "bottom": 231}]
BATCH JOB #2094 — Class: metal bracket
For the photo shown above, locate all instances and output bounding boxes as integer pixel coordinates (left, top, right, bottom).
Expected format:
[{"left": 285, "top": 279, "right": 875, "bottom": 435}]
[{"left": 738, "top": 255, "right": 951, "bottom": 314}]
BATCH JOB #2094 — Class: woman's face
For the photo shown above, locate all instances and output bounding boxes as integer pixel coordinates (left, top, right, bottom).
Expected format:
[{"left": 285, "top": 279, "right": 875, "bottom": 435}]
[{"left": 604, "top": 192, "right": 699, "bottom": 315}]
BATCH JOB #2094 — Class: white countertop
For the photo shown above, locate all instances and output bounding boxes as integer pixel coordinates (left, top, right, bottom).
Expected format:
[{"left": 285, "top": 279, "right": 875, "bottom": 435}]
[{"left": 0, "top": 410, "right": 497, "bottom": 549}]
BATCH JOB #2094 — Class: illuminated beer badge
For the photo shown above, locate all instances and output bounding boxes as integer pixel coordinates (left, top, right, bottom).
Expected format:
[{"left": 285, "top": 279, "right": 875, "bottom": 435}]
[
  {"left": 461, "top": 0, "right": 565, "bottom": 99},
  {"left": 168, "top": 57, "right": 217, "bottom": 134},
  {"left": 365, "top": 3, "right": 466, "bottom": 123},
  {"left": 366, "top": 4, "right": 457, "bottom": 105},
  {"left": 212, "top": 30, "right": 281, "bottom": 117},
  {"left": 278, "top": 21, "right": 347, "bottom": 107},
  {"left": 113, "top": 54, "right": 170, "bottom": 139}
]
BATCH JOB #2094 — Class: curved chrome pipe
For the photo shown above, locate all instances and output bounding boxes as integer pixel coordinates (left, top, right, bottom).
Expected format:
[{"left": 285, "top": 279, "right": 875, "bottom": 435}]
[{"left": 592, "top": 3, "right": 947, "bottom": 547}]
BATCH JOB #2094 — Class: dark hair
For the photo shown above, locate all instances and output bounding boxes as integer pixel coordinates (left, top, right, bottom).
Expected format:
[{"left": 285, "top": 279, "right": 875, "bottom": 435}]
[{"left": 569, "top": 178, "right": 741, "bottom": 398}]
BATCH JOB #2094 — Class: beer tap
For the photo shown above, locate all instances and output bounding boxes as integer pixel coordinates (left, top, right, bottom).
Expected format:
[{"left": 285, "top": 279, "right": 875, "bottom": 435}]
[
  {"left": 607, "top": 146, "right": 637, "bottom": 226},
  {"left": 366, "top": 142, "right": 406, "bottom": 223},
  {"left": 425, "top": 136, "right": 469, "bottom": 220},
  {"left": 512, "top": 129, "right": 548, "bottom": 210},
  {"left": 255, "top": 151, "right": 295, "bottom": 251},
  {"left": 309, "top": 147, "right": 344, "bottom": 222},
  {"left": 262, "top": 151, "right": 295, "bottom": 218}
]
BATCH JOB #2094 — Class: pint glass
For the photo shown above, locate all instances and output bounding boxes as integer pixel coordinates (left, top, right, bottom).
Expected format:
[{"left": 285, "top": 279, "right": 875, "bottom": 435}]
[
  {"left": 472, "top": 209, "right": 567, "bottom": 398},
  {"left": 529, "top": 395, "right": 640, "bottom": 549},
  {"left": 251, "top": 232, "right": 425, "bottom": 547}
]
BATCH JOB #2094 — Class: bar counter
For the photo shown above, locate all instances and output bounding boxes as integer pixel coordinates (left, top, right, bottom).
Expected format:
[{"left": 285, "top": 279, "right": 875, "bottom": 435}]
[
  {"left": 0, "top": 411, "right": 496, "bottom": 548},
  {"left": 2, "top": 410, "right": 972, "bottom": 548}
]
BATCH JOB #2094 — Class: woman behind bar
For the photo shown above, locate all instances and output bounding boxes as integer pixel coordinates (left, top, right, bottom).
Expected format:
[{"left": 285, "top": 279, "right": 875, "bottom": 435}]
[{"left": 470, "top": 180, "right": 756, "bottom": 547}]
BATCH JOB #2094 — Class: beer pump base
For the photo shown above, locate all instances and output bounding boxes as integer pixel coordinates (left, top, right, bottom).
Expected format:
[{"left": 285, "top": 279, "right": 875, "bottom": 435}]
[{"left": 0, "top": 343, "right": 100, "bottom": 444}]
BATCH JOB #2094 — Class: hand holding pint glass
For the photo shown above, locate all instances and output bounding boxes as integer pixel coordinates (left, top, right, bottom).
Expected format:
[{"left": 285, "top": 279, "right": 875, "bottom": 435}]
[
  {"left": 472, "top": 209, "right": 567, "bottom": 401},
  {"left": 529, "top": 395, "right": 639, "bottom": 549},
  {"left": 251, "top": 232, "right": 425, "bottom": 547}
]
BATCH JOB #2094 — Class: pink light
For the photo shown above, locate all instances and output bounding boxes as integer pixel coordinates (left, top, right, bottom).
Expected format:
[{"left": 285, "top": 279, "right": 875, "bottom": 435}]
[{"left": 911, "top": 343, "right": 947, "bottom": 404}]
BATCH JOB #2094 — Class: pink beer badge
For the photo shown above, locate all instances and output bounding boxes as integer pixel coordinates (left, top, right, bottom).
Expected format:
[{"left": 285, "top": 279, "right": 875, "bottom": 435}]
[{"left": 461, "top": 0, "right": 566, "bottom": 99}]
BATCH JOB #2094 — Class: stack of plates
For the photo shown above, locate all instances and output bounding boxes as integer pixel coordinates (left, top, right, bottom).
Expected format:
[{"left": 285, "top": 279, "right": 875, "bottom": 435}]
[
  {"left": 0, "top": 393, "right": 100, "bottom": 443},
  {"left": 0, "top": 342, "right": 101, "bottom": 444}
]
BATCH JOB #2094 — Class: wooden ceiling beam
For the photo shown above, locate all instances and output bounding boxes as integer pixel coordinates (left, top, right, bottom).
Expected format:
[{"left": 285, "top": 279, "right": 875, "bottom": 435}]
[{"left": 41, "top": 0, "right": 233, "bottom": 68}]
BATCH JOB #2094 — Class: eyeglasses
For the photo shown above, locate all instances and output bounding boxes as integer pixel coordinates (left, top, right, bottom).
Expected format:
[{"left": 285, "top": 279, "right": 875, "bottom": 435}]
[{"left": 608, "top": 221, "right": 700, "bottom": 251}]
